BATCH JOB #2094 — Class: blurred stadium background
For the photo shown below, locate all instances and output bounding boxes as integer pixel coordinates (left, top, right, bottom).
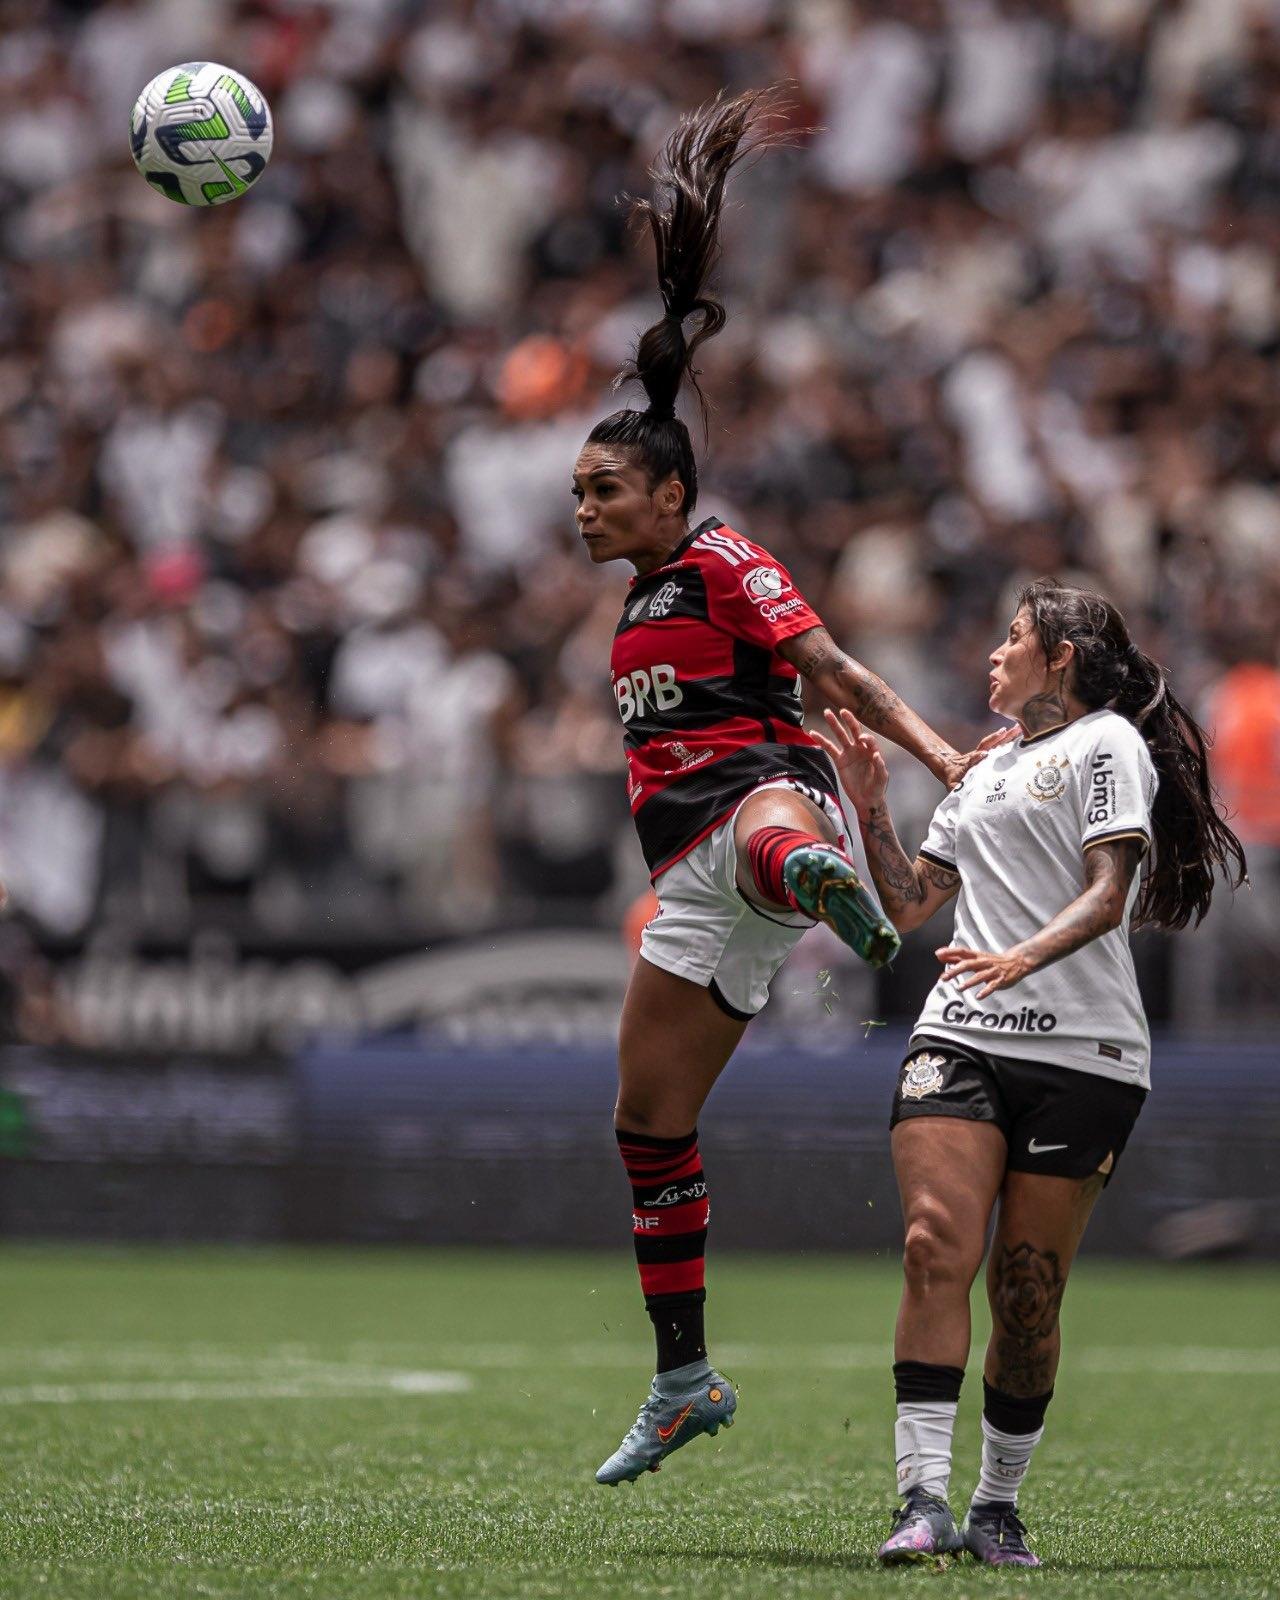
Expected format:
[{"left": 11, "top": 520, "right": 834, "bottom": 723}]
[{"left": 1, "top": 0, "right": 1278, "bottom": 1263}]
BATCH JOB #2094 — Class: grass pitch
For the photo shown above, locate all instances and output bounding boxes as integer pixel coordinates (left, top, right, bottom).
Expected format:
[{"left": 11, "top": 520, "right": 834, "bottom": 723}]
[{"left": 0, "top": 1247, "right": 1276, "bottom": 1600}]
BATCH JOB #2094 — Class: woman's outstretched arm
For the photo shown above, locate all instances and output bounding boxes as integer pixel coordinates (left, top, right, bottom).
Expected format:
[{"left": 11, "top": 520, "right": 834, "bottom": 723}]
[
  {"left": 810, "top": 708, "right": 961, "bottom": 932},
  {"left": 783, "top": 626, "right": 962, "bottom": 786}
]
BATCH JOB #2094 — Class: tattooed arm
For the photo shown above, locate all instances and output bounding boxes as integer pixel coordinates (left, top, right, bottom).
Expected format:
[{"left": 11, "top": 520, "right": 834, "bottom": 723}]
[
  {"left": 780, "top": 626, "right": 964, "bottom": 787},
  {"left": 862, "top": 804, "right": 962, "bottom": 932},
  {"left": 937, "top": 838, "right": 1145, "bottom": 998},
  {"left": 810, "top": 708, "right": 961, "bottom": 932}
]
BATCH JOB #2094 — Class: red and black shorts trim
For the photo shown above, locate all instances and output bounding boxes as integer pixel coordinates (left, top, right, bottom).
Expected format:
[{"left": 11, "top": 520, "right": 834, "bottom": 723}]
[{"left": 890, "top": 1035, "right": 1147, "bottom": 1184}]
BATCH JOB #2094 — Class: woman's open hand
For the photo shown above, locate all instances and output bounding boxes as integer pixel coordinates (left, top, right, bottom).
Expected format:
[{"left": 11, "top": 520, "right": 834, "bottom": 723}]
[
  {"left": 936, "top": 943, "right": 1032, "bottom": 998},
  {"left": 810, "top": 707, "right": 889, "bottom": 817},
  {"left": 942, "top": 725, "right": 1019, "bottom": 789}
]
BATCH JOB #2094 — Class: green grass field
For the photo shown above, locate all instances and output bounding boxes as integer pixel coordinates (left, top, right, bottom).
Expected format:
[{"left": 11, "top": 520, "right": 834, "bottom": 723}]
[{"left": 0, "top": 1248, "right": 1276, "bottom": 1600}]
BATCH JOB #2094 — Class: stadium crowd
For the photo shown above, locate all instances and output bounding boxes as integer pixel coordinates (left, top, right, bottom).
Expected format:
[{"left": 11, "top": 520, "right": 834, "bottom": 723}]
[{"left": 1, "top": 0, "right": 1278, "bottom": 1021}]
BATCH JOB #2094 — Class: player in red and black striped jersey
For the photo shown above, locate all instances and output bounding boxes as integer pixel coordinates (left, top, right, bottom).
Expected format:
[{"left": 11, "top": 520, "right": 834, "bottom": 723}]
[
  {"left": 612, "top": 514, "right": 854, "bottom": 879},
  {"left": 579, "top": 89, "right": 1002, "bottom": 1487}
]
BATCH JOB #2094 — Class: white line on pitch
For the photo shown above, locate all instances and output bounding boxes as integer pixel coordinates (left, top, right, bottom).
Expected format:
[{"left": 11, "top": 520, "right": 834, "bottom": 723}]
[
  {"left": 1073, "top": 1347, "right": 1280, "bottom": 1375},
  {"left": 0, "top": 1371, "right": 471, "bottom": 1406},
  {"left": 1, "top": 1342, "right": 1274, "bottom": 1382}
]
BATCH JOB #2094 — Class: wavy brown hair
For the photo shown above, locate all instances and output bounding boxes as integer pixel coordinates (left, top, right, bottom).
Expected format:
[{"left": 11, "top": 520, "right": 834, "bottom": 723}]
[
  {"left": 585, "top": 86, "right": 791, "bottom": 515},
  {"left": 1017, "top": 577, "right": 1247, "bottom": 930}
]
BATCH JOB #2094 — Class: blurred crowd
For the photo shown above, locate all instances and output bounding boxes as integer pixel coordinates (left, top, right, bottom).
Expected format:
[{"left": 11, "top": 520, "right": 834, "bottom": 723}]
[{"left": 1, "top": 0, "right": 1278, "bottom": 1018}]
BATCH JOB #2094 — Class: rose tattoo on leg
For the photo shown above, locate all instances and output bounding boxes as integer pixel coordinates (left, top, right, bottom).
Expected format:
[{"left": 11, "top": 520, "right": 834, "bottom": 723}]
[{"left": 991, "top": 1241, "right": 1066, "bottom": 1395}]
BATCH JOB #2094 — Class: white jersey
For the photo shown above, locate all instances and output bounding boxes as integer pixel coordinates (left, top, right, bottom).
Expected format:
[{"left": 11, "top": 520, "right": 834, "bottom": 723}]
[{"left": 912, "top": 709, "right": 1157, "bottom": 1088}]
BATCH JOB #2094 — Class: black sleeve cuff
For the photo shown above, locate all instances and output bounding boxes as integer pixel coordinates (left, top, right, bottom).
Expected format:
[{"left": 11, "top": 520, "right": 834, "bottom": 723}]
[{"left": 1083, "top": 829, "right": 1151, "bottom": 859}]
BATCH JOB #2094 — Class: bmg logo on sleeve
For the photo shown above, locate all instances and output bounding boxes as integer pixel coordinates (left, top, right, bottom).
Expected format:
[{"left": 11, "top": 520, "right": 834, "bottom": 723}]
[{"left": 1087, "top": 751, "right": 1116, "bottom": 825}]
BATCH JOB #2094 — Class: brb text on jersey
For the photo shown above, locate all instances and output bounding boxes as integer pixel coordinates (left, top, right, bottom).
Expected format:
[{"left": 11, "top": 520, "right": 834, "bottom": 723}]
[{"left": 610, "top": 518, "right": 838, "bottom": 877}]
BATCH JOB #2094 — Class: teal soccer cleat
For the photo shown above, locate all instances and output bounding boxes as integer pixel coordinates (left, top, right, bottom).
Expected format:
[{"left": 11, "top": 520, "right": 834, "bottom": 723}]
[
  {"left": 783, "top": 843, "right": 901, "bottom": 968},
  {"left": 595, "top": 1370, "right": 736, "bottom": 1485}
]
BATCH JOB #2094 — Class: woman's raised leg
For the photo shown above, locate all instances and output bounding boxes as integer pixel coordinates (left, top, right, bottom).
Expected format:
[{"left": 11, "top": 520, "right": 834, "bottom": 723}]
[{"left": 733, "top": 784, "right": 900, "bottom": 965}]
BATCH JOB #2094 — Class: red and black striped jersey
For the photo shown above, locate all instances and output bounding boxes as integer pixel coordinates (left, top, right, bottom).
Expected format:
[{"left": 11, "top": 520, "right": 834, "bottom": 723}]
[{"left": 611, "top": 516, "right": 839, "bottom": 878}]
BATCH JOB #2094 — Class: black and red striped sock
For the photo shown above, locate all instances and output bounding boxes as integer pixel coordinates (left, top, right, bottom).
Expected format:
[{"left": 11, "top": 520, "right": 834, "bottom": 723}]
[
  {"left": 616, "top": 1127, "right": 709, "bottom": 1373},
  {"left": 746, "top": 825, "right": 827, "bottom": 910}
]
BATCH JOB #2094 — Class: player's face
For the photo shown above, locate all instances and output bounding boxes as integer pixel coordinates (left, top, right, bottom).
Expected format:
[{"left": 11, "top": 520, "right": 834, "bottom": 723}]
[
  {"left": 572, "top": 445, "right": 681, "bottom": 566},
  {"left": 989, "top": 607, "right": 1049, "bottom": 719}
]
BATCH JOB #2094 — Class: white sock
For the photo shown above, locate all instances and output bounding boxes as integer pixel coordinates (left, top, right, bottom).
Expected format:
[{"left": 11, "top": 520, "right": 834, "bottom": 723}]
[
  {"left": 972, "top": 1415, "right": 1044, "bottom": 1507},
  {"left": 895, "top": 1400, "right": 958, "bottom": 1500}
]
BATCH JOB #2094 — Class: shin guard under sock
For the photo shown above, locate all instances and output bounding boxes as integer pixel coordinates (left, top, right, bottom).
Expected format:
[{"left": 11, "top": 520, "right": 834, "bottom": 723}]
[
  {"left": 744, "top": 826, "right": 826, "bottom": 910},
  {"left": 893, "top": 1359, "right": 965, "bottom": 1501},
  {"left": 616, "top": 1128, "right": 709, "bottom": 1373},
  {"left": 973, "top": 1380, "right": 1053, "bottom": 1508}
]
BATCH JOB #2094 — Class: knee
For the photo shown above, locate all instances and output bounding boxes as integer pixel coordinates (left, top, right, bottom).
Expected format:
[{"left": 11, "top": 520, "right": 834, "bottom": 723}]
[
  {"left": 614, "top": 1095, "right": 654, "bottom": 1134},
  {"left": 902, "top": 1203, "right": 969, "bottom": 1296},
  {"left": 613, "top": 1097, "right": 691, "bottom": 1141}
]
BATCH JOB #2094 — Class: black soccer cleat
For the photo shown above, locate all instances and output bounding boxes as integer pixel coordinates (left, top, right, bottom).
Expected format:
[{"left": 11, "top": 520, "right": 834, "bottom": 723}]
[{"left": 962, "top": 1501, "right": 1042, "bottom": 1566}]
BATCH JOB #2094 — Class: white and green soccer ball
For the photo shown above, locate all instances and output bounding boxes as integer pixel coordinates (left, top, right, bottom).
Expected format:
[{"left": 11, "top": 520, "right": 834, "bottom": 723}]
[{"left": 130, "top": 62, "right": 273, "bottom": 206}]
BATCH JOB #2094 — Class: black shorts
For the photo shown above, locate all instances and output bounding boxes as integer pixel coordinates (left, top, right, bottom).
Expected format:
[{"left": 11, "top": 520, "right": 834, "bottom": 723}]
[{"left": 890, "top": 1034, "right": 1147, "bottom": 1184}]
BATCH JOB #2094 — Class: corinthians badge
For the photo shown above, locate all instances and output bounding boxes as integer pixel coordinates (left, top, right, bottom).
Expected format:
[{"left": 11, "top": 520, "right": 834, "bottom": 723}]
[
  {"left": 1026, "top": 753, "right": 1070, "bottom": 803},
  {"left": 901, "top": 1052, "right": 947, "bottom": 1100}
]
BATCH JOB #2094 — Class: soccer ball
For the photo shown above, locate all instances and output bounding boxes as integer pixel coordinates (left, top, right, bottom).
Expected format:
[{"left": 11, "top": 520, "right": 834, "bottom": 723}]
[{"left": 130, "top": 62, "right": 273, "bottom": 207}]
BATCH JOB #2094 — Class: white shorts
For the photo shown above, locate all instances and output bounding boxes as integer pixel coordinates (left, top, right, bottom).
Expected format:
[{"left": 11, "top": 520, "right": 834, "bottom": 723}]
[{"left": 639, "top": 779, "right": 851, "bottom": 1019}]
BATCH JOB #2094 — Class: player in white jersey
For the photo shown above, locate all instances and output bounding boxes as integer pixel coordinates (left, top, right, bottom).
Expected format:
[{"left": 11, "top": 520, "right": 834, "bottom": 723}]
[{"left": 813, "top": 578, "right": 1246, "bottom": 1569}]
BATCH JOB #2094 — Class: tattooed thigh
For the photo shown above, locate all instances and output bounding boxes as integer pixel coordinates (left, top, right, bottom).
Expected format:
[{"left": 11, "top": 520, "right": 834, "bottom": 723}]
[{"left": 990, "top": 1241, "right": 1065, "bottom": 1395}]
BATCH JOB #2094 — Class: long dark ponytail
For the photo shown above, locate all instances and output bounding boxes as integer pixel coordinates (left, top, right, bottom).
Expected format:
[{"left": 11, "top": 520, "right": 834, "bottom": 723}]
[
  {"left": 1017, "top": 578, "right": 1247, "bottom": 930},
  {"left": 586, "top": 87, "right": 788, "bottom": 515}
]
